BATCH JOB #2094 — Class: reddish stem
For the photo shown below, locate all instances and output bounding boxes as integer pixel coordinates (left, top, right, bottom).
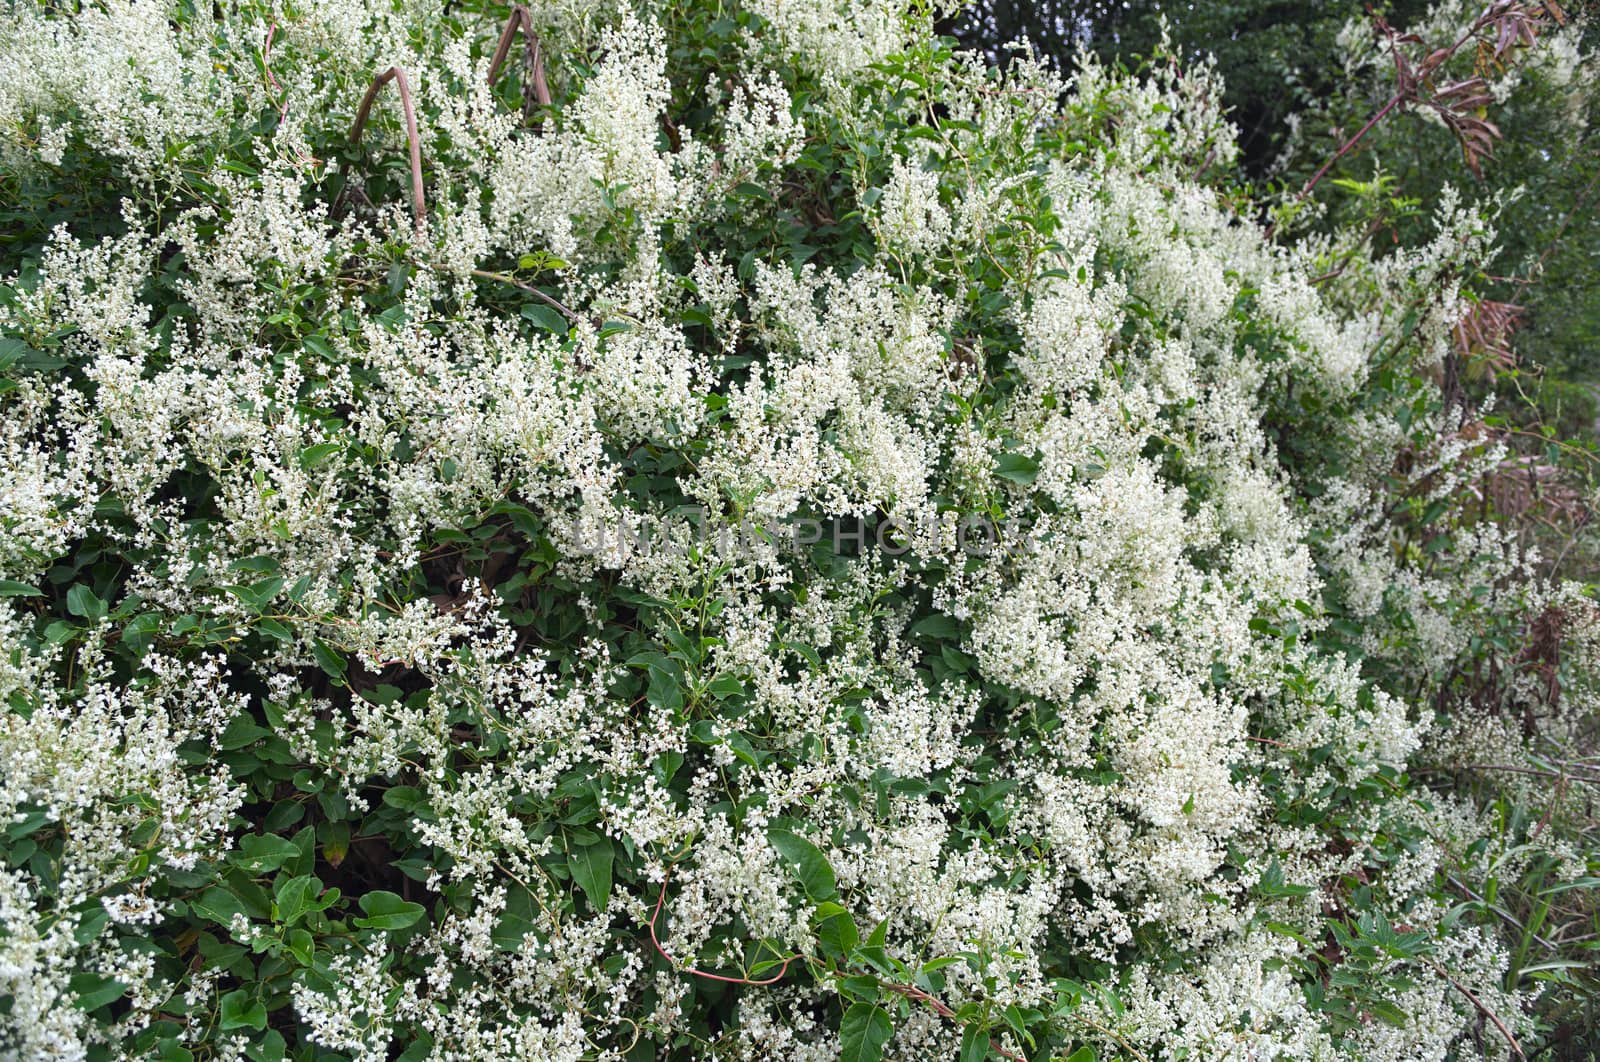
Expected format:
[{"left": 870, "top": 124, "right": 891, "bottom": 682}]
[
  {"left": 647, "top": 865, "right": 795, "bottom": 986},
  {"left": 1296, "top": 94, "right": 1405, "bottom": 207},
  {"left": 882, "top": 982, "right": 1026, "bottom": 1061},
  {"left": 488, "top": 5, "right": 552, "bottom": 117},
  {"left": 262, "top": 22, "right": 290, "bottom": 126},
  {"left": 349, "top": 66, "right": 427, "bottom": 240},
  {"left": 1286, "top": 2, "right": 1521, "bottom": 222}
]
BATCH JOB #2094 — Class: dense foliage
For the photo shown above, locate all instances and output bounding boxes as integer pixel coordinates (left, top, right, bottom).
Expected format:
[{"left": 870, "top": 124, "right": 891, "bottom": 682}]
[
  {"left": 0, "top": 1, "right": 1597, "bottom": 1060},
  {"left": 949, "top": 0, "right": 1600, "bottom": 437}
]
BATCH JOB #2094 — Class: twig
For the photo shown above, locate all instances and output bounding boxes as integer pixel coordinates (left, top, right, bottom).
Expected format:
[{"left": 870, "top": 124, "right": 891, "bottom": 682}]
[
  {"left": 880, "top": 982, "right": 1025, "bottom": 1061},
  {"left": 261, "top": 22, "right": 290, "bottom": 127},
  {"left": 1415, "top": 762, "right": 1600, "bottom": 785},
  {"left": 468, "top": 268, "right": 584, "bottom": 326},
  {"left": 488, "top": 4, "right": 552, "bottom": 123},
  {"left": 647, "top": 865, "right": 795, "bottom": 986},
  {"left": 1296, "top": 95, "right": 1407, "bottom": 209},
  {"left": 1277, "top": 2, "right": 1564, "bottom": 236},
  {"left": 261, "top": 22, "right": 324, "bottom": 172},
  {"left": 1420, "top": 956, "right": 1525, "bottom": 1060},
  {"left": 1445, "top": 874, "right": 1557, "bottom": 951},
  {"left": 648, "top": 866, "right": 1032, "bottom": 1060},
  {"left": 348, "top": 66, "right": 427, "bottom": 240},
  {"left": 1510, "top": 154, "right": 1600, "bottom": 298},
  {"left": 1531, "top": 770, "right": 1567, "bottom": 841}
]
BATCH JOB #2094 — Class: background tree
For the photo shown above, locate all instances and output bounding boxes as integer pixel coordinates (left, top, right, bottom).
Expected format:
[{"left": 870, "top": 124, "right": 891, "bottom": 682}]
[{"left": 947, "top": 0, "right": 1600, "bottom": 436}]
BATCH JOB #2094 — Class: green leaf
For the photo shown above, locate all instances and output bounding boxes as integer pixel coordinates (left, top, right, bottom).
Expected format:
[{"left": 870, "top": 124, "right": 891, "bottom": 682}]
[
  {"left": 959, "top": 1025, "right": 989, "bottom": 1062},
  {"left": 0, "top": 579, "right": 42, "bottom": 598},
  {"left": 910, "top": 614, "right": 961, "bottom": 640},
  {"left": 257, "top": 617, "right": 293, "bottom": 643},
  {"left": 1065, "top": 1046, "right": 1097, "bottom": 1062},
  {"left": 1365, "top": 997, "right": 1409, "bottom": 1028},
  {"left": 569, "top": 838, "right": 614, "bottom": 911},
  {"left": 251, "top": 1030, "right": 288, "bottom": 1062},
  {"left": 1539, "top": 877, "right": 1600, "bottom": 896},
  {"left": 645, "top": 668, "right": 684, "bottom": 714},
  {"left": 354, "top": 890, "right": 425, "bottom": 930},
  {"left": 217, "top": 715, "right": 270, "bottom": 751},
  {"left": 0, "top": 336, "right": 27, "bottom": 371},
  {"left": 299, "top": 442, "right": 341, "bottom": 470},
  {"left": 1256, "top": 859, "right": 1314, "bottom": 898},
  {"left": 273, "top": 874, "right": 320, "bottom": 926},
  {"left": 5, "top": 809, "right": 48, "bottom": 840},
  {"left": 817, "top": 907, "right": 859, "bottom": 957},
  {"left": 191, "top": 886, "right": 248, "bottom": 928},
  {"left": 0, "top": 337, "right": 66, "bottom": 374},
  {"left": 219, "top": 989, "right": 268, "bottom": 1031},
  {"left": 394, "top": 1036, "right": 436, "bottom": 1062},
  {"left": 224, "top": 576, "right": 284, "bottom": 614},
  {"left": 68, "top": 973, "right": 125, "bottom": 1011},
  {"left": 838, "top": 974, "right": 883, "bottom": 1003},
  {"left": 311, "top": 639, "right": 346, "bottom": 680},
  {"left": 122, "top": 612, "right": 161, "bottom": 657},
  {"left": 767, "top": 828, "right": 837, "bottom": 902},
  {"left": 995, "top": 451, "right": 1040, "bottom": 485},
  {"left": 521, "top": 303, "right": 569, "bottom": 334},
  {"left": 286, "top": 927, "right": 315, "bottom": 966},
  {"left": 1263, "top": 920, "right": 1312, "bottom": 946},
  {"left": 382, "top": 785, "right": 426, "bottom": 812},
  {"left": 66, "top": 584, "right": 107, "bottom": 622},
  {"left": 232, "top": 833, "right": 300, "bottom": 874},
  {"left": 704, "top": 673, "right": 747, "bottom": 700},
  {"left": 839, "top": 1002, "right": 893, "bottom": 1062},
  {"left": 492, "top": 886, "right": 538, "bottom": 952}
]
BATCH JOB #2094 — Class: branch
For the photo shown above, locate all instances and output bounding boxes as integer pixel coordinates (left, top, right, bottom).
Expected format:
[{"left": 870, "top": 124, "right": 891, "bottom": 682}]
[
  {"left": 468, "top": 268, "right": 584, "bottom": 327},
  {"left": 1296, "top": 94, "right": 1406, "bottom": 208},
  {"left": 1420, "top": 956, "right": 1526, "bottom": 1061},
  {"left": 1511, "top": 153, "right": 1600, "bottom": 298},
  {"left": 1281, "top": 2, "right": 1565, "bottom": 232},
  {"left": 349, "top": 66, "right": 427, "bottom": 240},
  {"left": 261, "top": 22, "right": 290, "bottom": 127},
  {"left": 1414, "top": 761, "right": 1600, "bottom": 785},
  {"left": 646, "top": 866, "right": 1030, "bottom": 1062},
  {"left": 880, "top": 982, "right": 1026, "bottom": 1061},
  {"left": 488, "top": 4, "right": 551, "bottom": 122},
  {"left": 647, "top": 865, "right": 796, "bottom": 986}
]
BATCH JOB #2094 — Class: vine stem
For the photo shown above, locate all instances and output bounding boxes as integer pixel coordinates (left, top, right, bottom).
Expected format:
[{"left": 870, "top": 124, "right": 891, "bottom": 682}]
[
  {"left": 879, "top": 982, "right": 1026, "bottom": 1061},
  {"left": 1419, "top": 956, "right": 1526, "bottom": 1060},
  {"left": 647, "top": 867, "right": 1038, "bottom": 1059},
  {"left": 1511, "top": 153, "right": 1600, "bottom": 298},
  {"left": 1290, "top": 94, "right": 1405, "bottom": 217},
  {"left": 488, "top": 3, "right": 552, "bottom": 117},
  {"left": 261, "top": 22, "right": 290, "bottom": 127},
  {"left": 349, "top": 66, "right": 426, "bottom": 239},
  {"left": 1277, "top": 1, "right": 1530, "bottom": 233},
  {"left": 468, "top": 268, "right": 584, "bottom": 326},
  {"left": 647, "top": 865, "right": 795, "bottom": 986}
]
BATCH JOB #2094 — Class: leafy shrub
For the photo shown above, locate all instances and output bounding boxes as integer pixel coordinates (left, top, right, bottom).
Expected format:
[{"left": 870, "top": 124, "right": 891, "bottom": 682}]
[{"left": 0, "top": 1, "right": 1596, "bottom": 1059}]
